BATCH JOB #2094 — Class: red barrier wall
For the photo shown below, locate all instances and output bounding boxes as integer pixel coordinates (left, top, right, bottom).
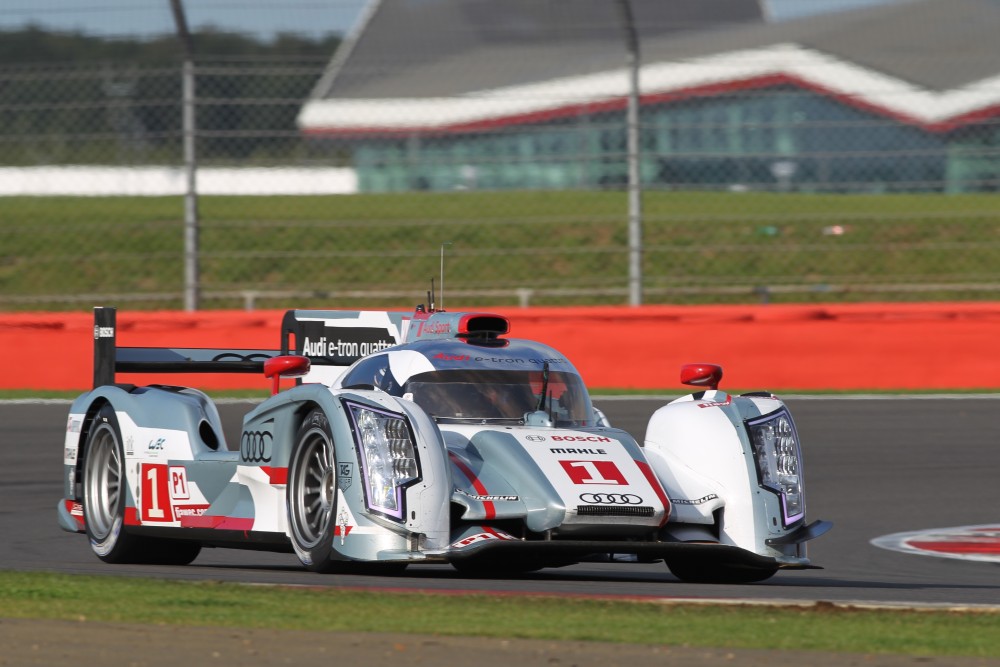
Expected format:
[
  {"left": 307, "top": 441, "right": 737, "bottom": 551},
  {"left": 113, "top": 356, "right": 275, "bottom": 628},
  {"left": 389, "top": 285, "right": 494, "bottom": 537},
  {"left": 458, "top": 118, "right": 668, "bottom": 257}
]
[{"left": 3, "top": 303, "right": 1000, "bottom": 392}]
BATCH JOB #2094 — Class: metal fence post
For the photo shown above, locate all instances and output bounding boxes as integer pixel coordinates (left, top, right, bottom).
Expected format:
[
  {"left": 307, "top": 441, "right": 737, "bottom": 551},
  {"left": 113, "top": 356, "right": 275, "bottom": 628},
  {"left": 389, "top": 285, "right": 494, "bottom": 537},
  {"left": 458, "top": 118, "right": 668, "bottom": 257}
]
[
  {"left": 616, "top": 0, "right": 643, "bottom": 306},
  {"left": 171, "top": 0, "right": 200, "bottom": 311}
]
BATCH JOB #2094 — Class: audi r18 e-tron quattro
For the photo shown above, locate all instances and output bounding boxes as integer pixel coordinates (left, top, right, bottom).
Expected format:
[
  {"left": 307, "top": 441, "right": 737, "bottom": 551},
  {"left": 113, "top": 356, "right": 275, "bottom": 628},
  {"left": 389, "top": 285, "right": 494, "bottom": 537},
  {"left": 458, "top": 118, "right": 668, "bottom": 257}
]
[{"left": 59, "top": 305, "right": 830, "bottom": 583}]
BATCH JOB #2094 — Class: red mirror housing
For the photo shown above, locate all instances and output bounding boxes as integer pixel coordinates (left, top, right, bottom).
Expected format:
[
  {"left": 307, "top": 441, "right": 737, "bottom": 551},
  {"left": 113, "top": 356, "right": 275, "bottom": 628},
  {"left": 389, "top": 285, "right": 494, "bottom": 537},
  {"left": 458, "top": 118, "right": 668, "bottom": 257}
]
[
  {"left": 680, "top": 363, "right": 723, "bottom": 390},
  {"left": 264, "top": 355, "right": 311, "bottom": 395}
]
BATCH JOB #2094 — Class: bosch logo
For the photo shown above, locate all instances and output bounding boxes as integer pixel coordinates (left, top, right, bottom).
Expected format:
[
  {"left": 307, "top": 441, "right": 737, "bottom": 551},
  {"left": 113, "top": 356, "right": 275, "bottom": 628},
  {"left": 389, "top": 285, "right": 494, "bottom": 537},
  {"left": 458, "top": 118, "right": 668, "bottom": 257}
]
[
  {"left": 579, "top": 493, "right": 643, "bottom": 505},
  {"left": 551, "top": 435, "right": 611, "bottom": 443},
  {"left": 240, "top": 430, "right": 273, "bottom": 463},
  {"left": 525, "top": 435, "right": 546, "bottom": 442}
]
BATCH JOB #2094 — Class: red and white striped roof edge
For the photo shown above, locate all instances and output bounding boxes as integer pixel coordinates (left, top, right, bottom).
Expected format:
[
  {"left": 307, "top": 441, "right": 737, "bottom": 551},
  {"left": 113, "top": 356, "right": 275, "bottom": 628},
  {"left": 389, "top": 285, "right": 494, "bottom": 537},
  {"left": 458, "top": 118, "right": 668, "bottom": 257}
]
[{"left": 298, "top": 43, "right": 1000, "bottom": 136}]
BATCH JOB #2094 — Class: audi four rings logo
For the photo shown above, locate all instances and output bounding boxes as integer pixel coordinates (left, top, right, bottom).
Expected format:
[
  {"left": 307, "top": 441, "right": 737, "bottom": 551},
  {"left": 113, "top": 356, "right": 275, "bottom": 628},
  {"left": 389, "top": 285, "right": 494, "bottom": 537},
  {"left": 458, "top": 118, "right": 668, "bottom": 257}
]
[
  {"left": 240, "top": 431, "right": 273, "bottom": 463},
  {"left": 525, "top": 435, "right": 546, "bottom": 442},
  {"left": 579, "top": 493, "right": 643, "bottom": 505}
]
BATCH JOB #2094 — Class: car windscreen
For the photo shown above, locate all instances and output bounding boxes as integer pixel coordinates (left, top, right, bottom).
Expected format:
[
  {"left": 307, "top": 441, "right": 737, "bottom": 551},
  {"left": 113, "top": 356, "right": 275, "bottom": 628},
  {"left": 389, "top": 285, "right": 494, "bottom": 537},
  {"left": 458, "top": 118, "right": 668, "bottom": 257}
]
[{"left": 402, "top": 369, "right": 592, "bottom": 426}]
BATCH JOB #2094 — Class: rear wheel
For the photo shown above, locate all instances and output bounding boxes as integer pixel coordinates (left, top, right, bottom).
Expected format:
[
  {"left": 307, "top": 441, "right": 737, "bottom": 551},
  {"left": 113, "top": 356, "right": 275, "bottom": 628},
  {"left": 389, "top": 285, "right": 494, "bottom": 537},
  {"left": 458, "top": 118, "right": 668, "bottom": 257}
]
[{"left": 82, "top": 404, "right": 200, "bottom": 565}]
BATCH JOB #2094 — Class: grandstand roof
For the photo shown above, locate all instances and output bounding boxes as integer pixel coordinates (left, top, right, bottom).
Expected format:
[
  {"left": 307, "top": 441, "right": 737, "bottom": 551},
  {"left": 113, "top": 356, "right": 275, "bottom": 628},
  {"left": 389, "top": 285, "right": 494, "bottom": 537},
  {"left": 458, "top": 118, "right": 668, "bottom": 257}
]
[{"left": 299, "top": 0, "right": 1000, "bottom": 135}]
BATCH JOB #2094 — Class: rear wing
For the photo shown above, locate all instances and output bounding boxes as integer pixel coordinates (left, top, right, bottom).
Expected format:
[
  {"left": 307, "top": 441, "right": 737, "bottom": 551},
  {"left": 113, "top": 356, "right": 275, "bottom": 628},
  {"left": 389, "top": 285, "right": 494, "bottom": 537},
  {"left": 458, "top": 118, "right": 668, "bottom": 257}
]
[
  {"left": 94, "top": 306, "right": 512, "bottom": 388},
  {"left": 93, "top": 307, "right": 281, "bottom": 388}
]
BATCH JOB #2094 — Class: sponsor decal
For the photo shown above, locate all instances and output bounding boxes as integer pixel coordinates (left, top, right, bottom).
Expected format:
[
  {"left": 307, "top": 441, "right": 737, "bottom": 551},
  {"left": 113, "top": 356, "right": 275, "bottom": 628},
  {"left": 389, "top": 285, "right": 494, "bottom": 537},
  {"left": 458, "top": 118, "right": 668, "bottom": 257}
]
[
  {"left": 302, "top": 335, "right": 394, "bottom": 359},
  {"left": 64, "top": 444, "right": 78, "bottom": 466},
  {"left": 66, "top": 416, "right": 82, "bottom": 434},
  {"left": 93, "top": 326, "right": 115, "bottom": 339},
  {"left": 450, "top": 528, "right": 516, "bottom": 550},
  {"left": 559, "top": 460, "right": 627, "bottom": 485},
  {"left": 455, "top": 487, "right": 519, "bottom": 502},
  {"left": 338, "top": 462, "right": 353, "bottom": 491},
  {"left": 551, "top": 435, "right": 611, "bottom": 443},
  {"left": 169, "top": 466, "right": 190, "bottom": 500},
  {"left": 240, "top": 428, "right": 273, "bottom": 463},
  {"left": 524, "top": 435, "right": 546, "bottom": 442},
  {"left": 173, "top": 505, "right": 209, "bottom": 518},
  {"left": 139, "top": 463, "right": 174, "bottom": 523},
  {"left": 433, "top": 352, "right": 470, "bottom": 362},
  {"left": 147, "top": 437, "right": 165, "bottom": 455},
  {"left": 698, "top": 396, "right": 733, "bottom": 409},
  {"left": 669, "top": 494, "right": 719, "bottom": 506},
  {"left": 872, "top": 524, "right": 1000, "bottom": 563},
  {"left": 579, "top": 493, "right": 643, "bottom": 505},
  {"left": 297, "top": 321, "right": 397, "bottom": 360},
  {"left": 417, "top": 321, "right": 452, "bottom": 336},
  {"left": 125, "top": 435, "right": 134, "bottom": 456},
  {"left": 550, "top": 447, "right": 607, "bottom": 455}
]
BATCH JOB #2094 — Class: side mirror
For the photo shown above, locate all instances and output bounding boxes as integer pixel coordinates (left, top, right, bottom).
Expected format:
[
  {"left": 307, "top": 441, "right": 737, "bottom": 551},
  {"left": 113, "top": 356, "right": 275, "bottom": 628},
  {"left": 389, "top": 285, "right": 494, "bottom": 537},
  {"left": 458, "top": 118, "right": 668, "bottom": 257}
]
[
  {"left": 264, "top": 355, "right": 311, "bottom": 395},
  {"left": 680, "top": 363, "right": 723, "bottom": 391}
]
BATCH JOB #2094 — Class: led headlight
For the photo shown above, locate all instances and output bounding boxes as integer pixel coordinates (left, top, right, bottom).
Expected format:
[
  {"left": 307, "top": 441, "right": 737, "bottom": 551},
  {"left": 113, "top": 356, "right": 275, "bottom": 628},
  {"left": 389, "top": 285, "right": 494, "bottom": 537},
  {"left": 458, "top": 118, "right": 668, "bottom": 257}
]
[
  {"left": 746, "top": 408, "right": 804, "bottom": 526},
  {"left": 345, "top": 400, "right": 420, "bottom": 521}
]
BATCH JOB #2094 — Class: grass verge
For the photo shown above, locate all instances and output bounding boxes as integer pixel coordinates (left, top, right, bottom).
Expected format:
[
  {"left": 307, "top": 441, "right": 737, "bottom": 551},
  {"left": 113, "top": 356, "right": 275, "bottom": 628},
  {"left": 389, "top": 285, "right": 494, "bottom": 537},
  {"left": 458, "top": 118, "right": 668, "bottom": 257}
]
[
  {"left": 1, "top": 571, "right": 998, "bottom": 656},
  {"left": 5, "top": 191, "right": 1000, "bottom": 309}
]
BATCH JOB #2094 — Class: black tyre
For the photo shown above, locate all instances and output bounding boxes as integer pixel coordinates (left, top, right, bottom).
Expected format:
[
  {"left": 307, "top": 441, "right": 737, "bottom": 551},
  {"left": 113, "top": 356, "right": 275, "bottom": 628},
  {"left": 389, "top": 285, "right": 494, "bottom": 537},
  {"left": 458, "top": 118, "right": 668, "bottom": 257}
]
[
  {"left": 82, "top": 404, "right": 201, "bottom": 565},
  {"left": 288, "top": 409, "right": 342, "bottom": 573},
  {"left": 287, "top": 409, "right": 410, "bottom": 575},
  {"left": 666, "top": 558, "right": 778, "bottom": 584}
]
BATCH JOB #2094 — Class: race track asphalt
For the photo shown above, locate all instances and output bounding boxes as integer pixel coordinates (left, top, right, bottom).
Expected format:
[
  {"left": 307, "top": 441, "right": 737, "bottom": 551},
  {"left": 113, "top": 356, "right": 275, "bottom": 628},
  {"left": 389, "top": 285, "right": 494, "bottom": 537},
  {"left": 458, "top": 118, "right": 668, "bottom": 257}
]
[{"left": 4, "top": 397, "right": 1000, "bottom": 607}]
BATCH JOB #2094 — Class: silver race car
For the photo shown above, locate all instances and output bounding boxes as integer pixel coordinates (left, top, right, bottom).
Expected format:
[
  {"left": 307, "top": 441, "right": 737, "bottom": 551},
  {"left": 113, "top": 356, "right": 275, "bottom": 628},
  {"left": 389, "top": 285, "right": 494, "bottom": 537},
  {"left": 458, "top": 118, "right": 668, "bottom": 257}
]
[{"left": 59, "top": 305, "right": 830, "bottom": 583}]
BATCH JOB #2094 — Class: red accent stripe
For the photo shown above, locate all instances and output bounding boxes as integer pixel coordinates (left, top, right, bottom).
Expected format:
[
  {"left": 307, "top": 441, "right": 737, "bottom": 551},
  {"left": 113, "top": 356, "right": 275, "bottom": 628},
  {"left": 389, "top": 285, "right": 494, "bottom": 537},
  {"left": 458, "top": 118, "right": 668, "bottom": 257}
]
[
  {"left": 634, "top": 460, "right": 671, "bottom": 526},
  {"left": 180, "top": 514, "right": 255, "bottom": 531},
  {"left": 481, "top": 525, "right": 508, "bottom": 539},
  {"left": 448, "top": 452, "right": 496, "bottom": 519},
  {"left": 124, "top": 507, "right": 140, "bottom": 526},
  {"left": 263, "top": 466, "right": 288, "bottom": 485}
]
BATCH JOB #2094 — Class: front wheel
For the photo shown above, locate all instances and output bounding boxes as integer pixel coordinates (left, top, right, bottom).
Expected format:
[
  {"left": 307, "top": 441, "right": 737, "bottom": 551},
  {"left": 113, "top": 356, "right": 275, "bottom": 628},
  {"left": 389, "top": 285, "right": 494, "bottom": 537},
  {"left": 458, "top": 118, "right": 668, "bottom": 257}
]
[{"left": 288, "top": 409, "right": 341, "bottom": 573}]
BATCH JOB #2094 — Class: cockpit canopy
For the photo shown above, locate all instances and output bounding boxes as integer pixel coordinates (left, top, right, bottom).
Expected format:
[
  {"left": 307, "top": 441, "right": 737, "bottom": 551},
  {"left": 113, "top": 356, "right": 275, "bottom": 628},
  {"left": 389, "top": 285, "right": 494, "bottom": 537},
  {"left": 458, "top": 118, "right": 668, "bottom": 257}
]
[
  {"left": 338, "top": 340, "right": 595, "bottom": 427},
  {"left": 404, "top": 368, "right": 591, "bottom": 426}
]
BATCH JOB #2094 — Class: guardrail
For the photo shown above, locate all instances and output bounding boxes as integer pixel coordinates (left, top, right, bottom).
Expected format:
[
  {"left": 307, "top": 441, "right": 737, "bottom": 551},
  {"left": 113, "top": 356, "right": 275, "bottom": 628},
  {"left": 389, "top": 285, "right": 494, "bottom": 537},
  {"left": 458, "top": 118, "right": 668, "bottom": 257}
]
[{"left": 3, "top": 303, "right": 1000, "bottom": 392}]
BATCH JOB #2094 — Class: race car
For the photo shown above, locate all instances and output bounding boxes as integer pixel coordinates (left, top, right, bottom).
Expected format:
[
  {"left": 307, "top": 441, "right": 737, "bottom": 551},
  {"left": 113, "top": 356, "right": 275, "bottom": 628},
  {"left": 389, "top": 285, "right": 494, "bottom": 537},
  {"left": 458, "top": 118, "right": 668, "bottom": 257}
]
[{"left": 59, "top": 305, "right": 831, "bottom": 583}]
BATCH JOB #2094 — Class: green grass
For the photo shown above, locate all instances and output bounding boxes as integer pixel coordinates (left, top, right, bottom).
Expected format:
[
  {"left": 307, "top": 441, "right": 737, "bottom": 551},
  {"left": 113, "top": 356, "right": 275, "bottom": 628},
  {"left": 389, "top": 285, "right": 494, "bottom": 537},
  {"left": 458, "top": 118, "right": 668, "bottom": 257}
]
[
  {"left": 1, "top": 571, "right": 998, "bottom": 656},
  {"left": 2, "top": 191, "right": 1000, "bottom": 310}
]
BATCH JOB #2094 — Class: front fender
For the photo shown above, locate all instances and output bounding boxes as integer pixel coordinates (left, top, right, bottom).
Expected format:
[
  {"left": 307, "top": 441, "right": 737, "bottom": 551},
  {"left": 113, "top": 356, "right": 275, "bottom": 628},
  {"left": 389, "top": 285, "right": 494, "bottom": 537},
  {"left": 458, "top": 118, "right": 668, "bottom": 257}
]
[
  {"left": 257, "top": 384, "right": 452, "bottom": 558},
  {"left": 644, "top": 391, "right": 798, "bottom": 559}
]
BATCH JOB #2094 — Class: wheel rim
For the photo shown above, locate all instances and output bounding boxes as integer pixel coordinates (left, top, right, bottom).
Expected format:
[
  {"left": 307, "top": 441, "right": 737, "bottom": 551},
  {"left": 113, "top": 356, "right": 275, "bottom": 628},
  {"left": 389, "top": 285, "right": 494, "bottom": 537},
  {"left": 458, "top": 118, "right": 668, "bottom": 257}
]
[
  {"left": 290, "top": 427, "right": 335, "bottom": 549},
  {"left": 84, "top": 424, "right": 121, "bottom": 540}
]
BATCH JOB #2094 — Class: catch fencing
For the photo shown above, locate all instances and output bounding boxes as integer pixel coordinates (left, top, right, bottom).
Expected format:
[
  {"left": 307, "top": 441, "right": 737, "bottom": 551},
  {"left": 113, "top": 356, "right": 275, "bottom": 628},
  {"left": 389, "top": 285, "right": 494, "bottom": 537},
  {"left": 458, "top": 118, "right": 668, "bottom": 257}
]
[{"left": 2, "top": 8, "right": 999, "bottom": 311}]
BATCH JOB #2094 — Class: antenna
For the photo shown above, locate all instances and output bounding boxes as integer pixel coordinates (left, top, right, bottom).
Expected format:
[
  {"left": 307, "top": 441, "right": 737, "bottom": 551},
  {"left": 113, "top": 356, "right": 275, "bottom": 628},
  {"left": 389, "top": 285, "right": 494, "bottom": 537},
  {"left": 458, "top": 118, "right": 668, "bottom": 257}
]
[
  {"left": 428, "top": 278, "right": 435, "bottom": 312},
  {"left": 440, "top": 241, "right": 452, "bottom": 311}
]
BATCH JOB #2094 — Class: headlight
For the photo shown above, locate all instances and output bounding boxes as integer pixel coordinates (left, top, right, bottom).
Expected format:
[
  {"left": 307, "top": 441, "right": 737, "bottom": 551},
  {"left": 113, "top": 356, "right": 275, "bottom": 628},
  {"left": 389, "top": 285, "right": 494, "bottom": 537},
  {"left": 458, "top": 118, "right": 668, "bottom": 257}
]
[
  {"left": 345, "top": 400, "right": 420, "bottom": 522},
  {"left": 746, "top": 408, "right": 804, "bottom": 526}
]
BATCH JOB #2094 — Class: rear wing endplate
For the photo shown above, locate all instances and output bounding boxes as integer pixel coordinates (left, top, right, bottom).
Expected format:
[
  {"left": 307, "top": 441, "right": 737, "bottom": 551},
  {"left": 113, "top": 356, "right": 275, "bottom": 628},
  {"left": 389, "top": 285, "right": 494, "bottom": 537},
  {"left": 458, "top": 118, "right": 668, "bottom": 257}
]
[{"left": 93, "top": 307, "right": 280, "bottom": 388}]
